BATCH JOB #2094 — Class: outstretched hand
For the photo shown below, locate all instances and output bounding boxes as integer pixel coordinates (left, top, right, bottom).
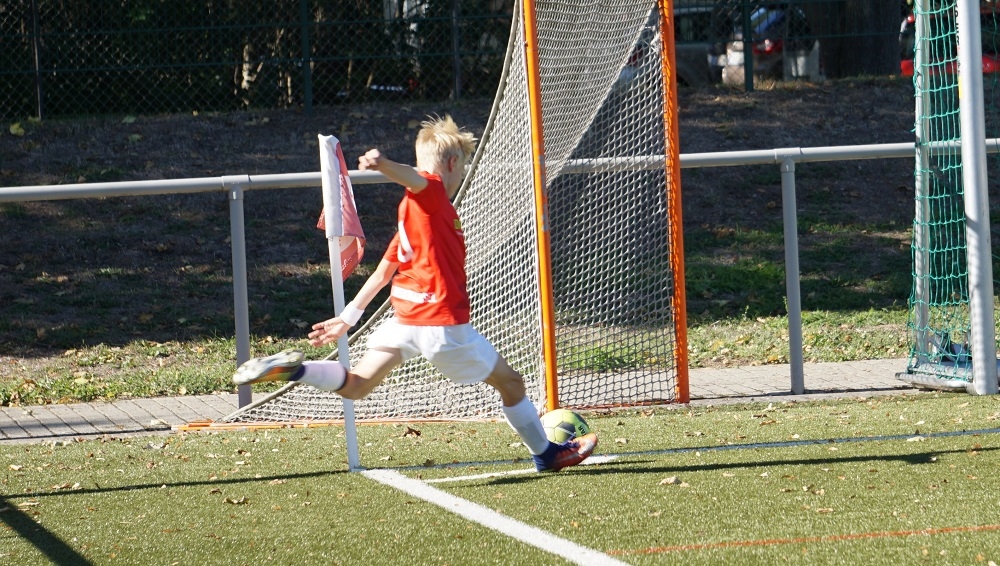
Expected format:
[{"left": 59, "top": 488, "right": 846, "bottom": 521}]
[
  {"left": 308, "top": 317, "right": 350, "bottom": 347},
  {"left": 358, "top": 149, "right": 383, "bottom": 171}
]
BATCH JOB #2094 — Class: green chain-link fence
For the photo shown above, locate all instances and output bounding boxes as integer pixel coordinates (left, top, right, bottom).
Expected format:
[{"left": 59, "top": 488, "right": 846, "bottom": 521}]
[
  {"left": 0, "top": 0, "right": 513, "bottom": 119},
  {"left": 1, "top": 1, "right": 919, "bottom": 120}
]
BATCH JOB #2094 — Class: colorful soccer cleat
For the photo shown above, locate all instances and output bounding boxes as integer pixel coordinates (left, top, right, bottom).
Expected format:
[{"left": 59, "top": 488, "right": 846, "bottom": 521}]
[
  {"left": 532, "top": 432, "right": 598, "bottom": 472},
  {"left": 232, "top": 349, "right": 305, "bottom": 386}
]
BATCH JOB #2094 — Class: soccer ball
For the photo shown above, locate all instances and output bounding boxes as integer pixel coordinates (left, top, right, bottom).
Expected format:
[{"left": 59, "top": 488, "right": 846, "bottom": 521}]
[{"left": 540, "top": 409, "right": 591, "bottom": 444}]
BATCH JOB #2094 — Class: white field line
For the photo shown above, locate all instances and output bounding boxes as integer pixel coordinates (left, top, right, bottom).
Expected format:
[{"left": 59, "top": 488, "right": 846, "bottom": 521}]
[
  {"left": 362, "top": 468, "right": 629, "bottom": 566},
  {"left": 424, "top": 454, "right": 621, "bottom": 484}
]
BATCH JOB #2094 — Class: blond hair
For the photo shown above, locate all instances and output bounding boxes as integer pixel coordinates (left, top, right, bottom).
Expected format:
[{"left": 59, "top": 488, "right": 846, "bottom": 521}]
[{"left": 414, "top": 115, "right": 477, "bottom": 171}]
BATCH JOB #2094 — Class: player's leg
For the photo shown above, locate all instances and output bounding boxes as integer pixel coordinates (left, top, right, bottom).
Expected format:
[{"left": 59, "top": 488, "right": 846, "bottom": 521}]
[
  {"left": 483, "top": 357, "right": 597, "bottom": 472},
  {"left": 335, "top": 348, "right": 402, "bottom": 399},
  {"left": 424, "top": 324, "right": 597, "bottom": 472},
  {"left": 233, "top": 317, "right": 411, "bottom": 396},
  {"left": 482, "top": 357, "right": 549, "bottom": 454},
  {"left": 232, "top": 347, "right": 401, "bottom": 398},
  {"left": 234, "top": 349, "right": 350, "bottom": 389}
]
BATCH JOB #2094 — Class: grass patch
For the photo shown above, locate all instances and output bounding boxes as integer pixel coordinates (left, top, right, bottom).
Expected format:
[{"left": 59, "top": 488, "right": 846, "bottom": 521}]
[
  {"left": 688, "top": 308, "right": 909, "bottom": 367},
  {"left": 4, "top": 394, "right": 1000, "bottom": 564}
]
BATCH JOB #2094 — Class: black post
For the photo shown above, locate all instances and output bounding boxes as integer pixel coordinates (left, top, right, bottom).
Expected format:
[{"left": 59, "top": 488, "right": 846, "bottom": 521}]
[
  {"left": 30, "top": 0, "right": 44, "bottom": 119},
  {"left": 741, "top": 0, "right": 753, "bottom": 92},
  {"left": 299, "top": 0, "right": 314, "bottom": 115},
  {"left": 450, "top": 0, "right": 462, "bottom": 100}
]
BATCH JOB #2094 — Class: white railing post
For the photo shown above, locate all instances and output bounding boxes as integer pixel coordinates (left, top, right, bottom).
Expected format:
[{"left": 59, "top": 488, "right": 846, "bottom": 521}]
[
  {"left": 223, "top": 175, "right": 253, "bottom": 407},
  {"left": 779, "top": 156, "right": 804, "bottom": 394},
  {"left": 956, "top": 0, "right": 997, "bottom": 395}
]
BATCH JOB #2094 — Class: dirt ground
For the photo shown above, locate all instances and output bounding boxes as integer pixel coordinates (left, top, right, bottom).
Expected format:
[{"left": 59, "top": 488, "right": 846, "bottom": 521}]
[
  {"left": 0, "top": 76, "right": 920, "bottom": 359},
  {"left": 1, "top": 76, "right": 918, "bottom": 223}
]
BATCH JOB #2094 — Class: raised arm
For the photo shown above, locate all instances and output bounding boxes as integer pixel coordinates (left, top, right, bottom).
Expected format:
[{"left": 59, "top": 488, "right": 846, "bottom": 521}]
[
  {"left": 307, "top": 258, "right": 400, "bottom": 347},
  {"left": 358, "top": 149, "right": 429, "bottom": 193}
]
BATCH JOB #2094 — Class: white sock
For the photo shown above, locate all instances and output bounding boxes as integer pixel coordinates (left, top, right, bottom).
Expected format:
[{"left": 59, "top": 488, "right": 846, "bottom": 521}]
[
  {"left": 296, "top": 361, "right": 346, "bottom": 391},
  {"left": 502, "top": 397, "right": 551, "bottom": 455}
]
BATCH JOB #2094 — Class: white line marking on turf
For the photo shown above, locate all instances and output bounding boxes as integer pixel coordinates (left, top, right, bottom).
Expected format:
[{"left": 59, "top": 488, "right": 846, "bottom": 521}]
[
  {"left": 424, "top": 454, "right": 620, "bottom": 484},
  {"left": 424, "top": 467, "right": 536, "bottom": 483},
  {"left": 363, "top": 469, "right": 628, "bottom": 566}
]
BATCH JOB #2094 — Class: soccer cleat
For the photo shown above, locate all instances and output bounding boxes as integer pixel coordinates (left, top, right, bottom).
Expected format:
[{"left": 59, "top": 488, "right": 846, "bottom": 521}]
[
  {"left": 532, "top": 432, "right": 598, "bottom": 472},
  {"left": 232, "top": 349, "right": 305, "bottom": 386}
]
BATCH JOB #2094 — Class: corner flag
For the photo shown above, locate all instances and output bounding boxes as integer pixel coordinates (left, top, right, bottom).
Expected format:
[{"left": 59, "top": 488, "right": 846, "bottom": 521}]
[
  {"left": 317, "top": 135, "right": 365, "bottom": 280},
  {"left": 318, "top": 134, "right": 364, "bottom": 471}
]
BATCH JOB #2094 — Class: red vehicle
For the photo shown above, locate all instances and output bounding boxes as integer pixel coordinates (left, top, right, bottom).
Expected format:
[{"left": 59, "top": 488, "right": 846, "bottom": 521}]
[{"left": 899, "top": 9, "right": 1000, "bottom": 77}]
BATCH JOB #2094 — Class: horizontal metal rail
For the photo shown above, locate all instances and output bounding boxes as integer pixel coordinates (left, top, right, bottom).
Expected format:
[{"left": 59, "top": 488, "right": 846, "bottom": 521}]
[
  {"left": 4, "top": 139, "right": 1000, "bottom": 401},
  {"left": 6, "top": 139, "right": 1000, "bottom": 202}
]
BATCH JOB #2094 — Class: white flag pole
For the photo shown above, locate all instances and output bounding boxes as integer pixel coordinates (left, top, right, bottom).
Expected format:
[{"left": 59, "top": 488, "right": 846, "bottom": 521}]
[{"left": 319, "top": 134, "right": 362, "bottom": 470}]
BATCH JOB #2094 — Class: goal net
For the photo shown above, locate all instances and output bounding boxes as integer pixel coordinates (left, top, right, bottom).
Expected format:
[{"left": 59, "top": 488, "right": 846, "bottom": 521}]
[
  {"left": 901, "top": 0, "right": 1000, "bottom": 391},
  {"left": 220, "top": 0, "right": 686, "bottom": 425}
]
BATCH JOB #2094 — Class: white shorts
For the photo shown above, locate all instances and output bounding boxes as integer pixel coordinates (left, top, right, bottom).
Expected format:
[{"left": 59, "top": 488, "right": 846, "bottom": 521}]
[{"left": 366, "top": 318, "right": 500, "bottom": 385}]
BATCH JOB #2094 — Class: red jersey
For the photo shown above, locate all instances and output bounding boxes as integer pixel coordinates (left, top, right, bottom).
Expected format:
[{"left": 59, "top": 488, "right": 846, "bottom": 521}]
[{"left": 383, "top": 172, "right": 470, "bottom": 325}]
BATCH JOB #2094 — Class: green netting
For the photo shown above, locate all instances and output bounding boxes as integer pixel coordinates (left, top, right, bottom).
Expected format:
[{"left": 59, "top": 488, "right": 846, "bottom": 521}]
[{"left": 905, "top": 1, "right": 999, "bottom": 387}]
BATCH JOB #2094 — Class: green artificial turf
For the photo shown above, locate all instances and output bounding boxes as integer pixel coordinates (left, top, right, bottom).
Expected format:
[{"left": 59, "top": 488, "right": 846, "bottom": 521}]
[{"left": 4, "top": 393, "right": 1000, "bottom": 565}]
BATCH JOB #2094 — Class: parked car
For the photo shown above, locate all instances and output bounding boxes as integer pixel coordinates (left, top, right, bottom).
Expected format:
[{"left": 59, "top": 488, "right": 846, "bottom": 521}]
[
  {"left": 712, "top": 4, "right": 818, "bottom": 83},
  {"left": 899, "top": 7, "right": 1000, "bottom": 77}
]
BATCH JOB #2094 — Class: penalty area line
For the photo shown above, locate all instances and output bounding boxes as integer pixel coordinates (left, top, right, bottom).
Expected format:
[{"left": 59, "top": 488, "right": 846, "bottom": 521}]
[{"left": 362, "top": 468, "right": 628, "bottom": 566}]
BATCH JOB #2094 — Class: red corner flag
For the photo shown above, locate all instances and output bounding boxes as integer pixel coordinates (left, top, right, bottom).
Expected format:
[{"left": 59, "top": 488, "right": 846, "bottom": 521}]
[{"left": 317, "top": 135, "right": 365, "bottom": 280}]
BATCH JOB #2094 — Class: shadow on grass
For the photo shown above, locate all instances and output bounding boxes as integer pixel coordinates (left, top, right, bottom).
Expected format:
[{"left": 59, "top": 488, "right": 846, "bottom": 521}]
[
  {"left": 476, "top": 444, "right": 1000, "bottom": 487},
  {"left": 3, "top": 208, "right": 913, "bottom": 355},
  {"left": 443, "top": 427, "right": 1000, "bottom": 486},
  {"left": 1, "top": 469, "right": 348, "bottom": 562},
  {"left": 0, "top": 189, "right": 401, "bottom": 357},
  {"left": 7, "top": 469, "right": 345, "bottom": 501},
  {"left": 0, "top": 494, "right": 94, "bottom": 565}
]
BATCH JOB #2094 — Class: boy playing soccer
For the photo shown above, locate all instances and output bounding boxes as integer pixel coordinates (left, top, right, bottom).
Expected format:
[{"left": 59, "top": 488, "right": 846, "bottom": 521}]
[{"left": 233, "top": 115, "right": 596, "bottom": 472}]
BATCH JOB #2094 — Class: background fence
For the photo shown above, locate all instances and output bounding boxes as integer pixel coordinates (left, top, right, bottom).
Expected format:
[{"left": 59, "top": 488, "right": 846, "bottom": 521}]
[{"left": 1, "top": 0, "right": 914, "bottom": 120}]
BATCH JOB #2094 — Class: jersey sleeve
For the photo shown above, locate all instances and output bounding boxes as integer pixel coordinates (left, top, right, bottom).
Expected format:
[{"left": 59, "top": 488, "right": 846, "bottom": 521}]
[
  {"left": 408, "top": 172, "right": 445, "bottom": 212},
  {"left": 382, "top": 233, "right": 402, "bottom": 262}
]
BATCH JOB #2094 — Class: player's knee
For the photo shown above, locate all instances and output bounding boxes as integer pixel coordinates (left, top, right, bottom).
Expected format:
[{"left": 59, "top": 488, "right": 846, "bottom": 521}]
[
  {"left": 484, "top": 362, "right": 526, "bottom": 404},
  {"left": 338, "top": 373, "right": 377, "bottom": 400}
]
